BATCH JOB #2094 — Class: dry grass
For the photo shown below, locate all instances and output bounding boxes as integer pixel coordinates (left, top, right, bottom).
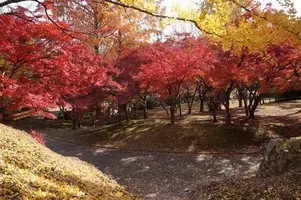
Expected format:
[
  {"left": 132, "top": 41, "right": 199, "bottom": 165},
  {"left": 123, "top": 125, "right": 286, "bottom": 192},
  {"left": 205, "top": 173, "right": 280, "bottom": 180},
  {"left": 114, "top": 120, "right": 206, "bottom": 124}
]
[{"left": 0, "top": 124, "right": 138, "bottom": 200}]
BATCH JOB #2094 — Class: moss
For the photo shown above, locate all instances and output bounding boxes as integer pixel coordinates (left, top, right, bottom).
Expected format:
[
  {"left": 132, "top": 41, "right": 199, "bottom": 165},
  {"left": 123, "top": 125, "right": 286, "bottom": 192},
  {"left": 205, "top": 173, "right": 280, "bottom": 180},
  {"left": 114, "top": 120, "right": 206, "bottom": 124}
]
[{"left": 0, "top": 124, "right": 138, "bottom": 200}]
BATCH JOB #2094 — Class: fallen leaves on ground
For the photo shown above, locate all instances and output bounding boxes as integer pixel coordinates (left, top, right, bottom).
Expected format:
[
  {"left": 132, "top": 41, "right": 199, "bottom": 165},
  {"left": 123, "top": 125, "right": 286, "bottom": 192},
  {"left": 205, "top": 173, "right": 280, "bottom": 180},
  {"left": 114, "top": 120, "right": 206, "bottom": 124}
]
[{"left": 0, "top": 123, "right": 138, "bottom": 200}]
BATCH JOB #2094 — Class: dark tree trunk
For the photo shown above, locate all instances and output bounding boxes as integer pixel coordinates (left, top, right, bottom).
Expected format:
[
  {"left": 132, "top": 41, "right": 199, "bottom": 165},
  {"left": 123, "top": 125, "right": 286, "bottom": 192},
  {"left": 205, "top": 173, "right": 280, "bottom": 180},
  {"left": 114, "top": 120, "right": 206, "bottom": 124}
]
[
  {"left": 200, "top": 99, "right": 204, "bottom": 112},
  {"left": 178, "top": 103, "right": 182, "bottom": 116},
  {"left": 222, "top": 90, "right": 232, "bottom": 125},
  {"left": 143, "top": 105, "right": 148, "bottom": 119},
  {"left": 90, "top": 112, "right": 95, "bottom": 127},
  {"left": 187, "top": 102, "right": 192, "bottom": 114},
  {"left": 212, "top": 109, "right": 217, "bottom": 122},
  {"left": 142, "top": 98, "right": 148, "bottom": 119},
  {"left": 163, "top": 105, "right": 169, "bottom": 116},
  {"left": 107, "top": 107, "right": 111, "bottom": 125},
  {"left": 243, "top": 96, "right": 249, "bottom": 116},
  {"left": 224, "top": 104, "right": 231, "bottom": 125},
  {"left": 170, "top": 104, "right": 175, "bottom": 124},
  {"left": 238, "top": 96, "right": 243, "bottom": 107},
  {"left": 185, "top": 84, "right": 198, "bottom": 114},
  {"left": 71, "top": 101, "right": 77, "bottom": 130},
  {"left": 249, "top": 110, "right": 255, "bottom": 119},
  {"left": 248, "top": 97, "right": 261, "bottom": 119},
  {"left": 125, "top": 106, "right": 129, "bottom": 122}
]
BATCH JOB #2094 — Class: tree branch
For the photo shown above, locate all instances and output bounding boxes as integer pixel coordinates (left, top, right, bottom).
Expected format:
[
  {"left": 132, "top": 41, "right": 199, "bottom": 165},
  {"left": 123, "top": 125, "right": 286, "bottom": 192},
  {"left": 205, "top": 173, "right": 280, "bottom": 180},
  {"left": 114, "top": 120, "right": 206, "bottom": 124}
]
[
  {"left": 99, "top": 0, "right": 221, "bottom": 37},
  {"left": 0, "top": 0, "right": 27, "bottom": 8}
]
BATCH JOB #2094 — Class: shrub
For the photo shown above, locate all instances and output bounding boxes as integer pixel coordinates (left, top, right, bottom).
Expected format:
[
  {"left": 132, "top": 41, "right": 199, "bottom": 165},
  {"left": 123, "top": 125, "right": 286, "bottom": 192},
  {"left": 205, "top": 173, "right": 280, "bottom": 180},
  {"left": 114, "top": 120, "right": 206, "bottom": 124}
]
[
  {"left": 30, "top": 130, "right": 46, "bottom": 145},
  {"left": 275, "top": 90, "right": 301, "bottom": 101},
  {"left": 138, "top": 97, "right": 158, "bottom": 110}
]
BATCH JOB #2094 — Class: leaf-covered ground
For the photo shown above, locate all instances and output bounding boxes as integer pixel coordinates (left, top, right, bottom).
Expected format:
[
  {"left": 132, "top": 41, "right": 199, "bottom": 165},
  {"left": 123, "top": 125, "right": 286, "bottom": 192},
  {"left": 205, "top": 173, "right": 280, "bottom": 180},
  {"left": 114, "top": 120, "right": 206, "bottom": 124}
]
[
  {"left": 191, "top": 139, "right": 301, "bottom": 200},
  {"left": 0, "top": 124, "right": 138, "bottom": 200},
  {"left": 11, "top": 100, "right": 301, "bottom": 153},
  {"left": 191, "top": 157, "right": 301, "bottom": 200}
]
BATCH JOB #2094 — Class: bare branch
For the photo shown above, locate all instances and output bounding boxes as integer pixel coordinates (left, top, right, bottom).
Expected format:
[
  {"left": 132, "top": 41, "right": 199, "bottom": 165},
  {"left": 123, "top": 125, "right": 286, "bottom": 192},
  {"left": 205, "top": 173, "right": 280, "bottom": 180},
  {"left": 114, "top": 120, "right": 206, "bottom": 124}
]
[{"left": 99, "top": 0, "right": 221, "bottom": 37}]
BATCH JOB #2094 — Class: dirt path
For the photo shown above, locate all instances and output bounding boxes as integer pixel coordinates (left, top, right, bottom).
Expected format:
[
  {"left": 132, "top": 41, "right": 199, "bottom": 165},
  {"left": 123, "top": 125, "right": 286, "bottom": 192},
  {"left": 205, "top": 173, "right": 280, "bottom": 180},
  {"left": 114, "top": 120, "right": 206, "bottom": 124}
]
[{"left": 45, "top": 137, "right": 261, "bottom": 200}]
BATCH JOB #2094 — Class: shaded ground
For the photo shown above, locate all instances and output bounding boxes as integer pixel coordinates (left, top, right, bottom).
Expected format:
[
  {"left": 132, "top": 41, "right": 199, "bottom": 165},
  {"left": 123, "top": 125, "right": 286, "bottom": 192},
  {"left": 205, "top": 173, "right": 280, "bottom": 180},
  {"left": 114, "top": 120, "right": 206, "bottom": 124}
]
[
  {"left": 11, "top": 100, "right": 301, "bottom": 153},
  {"left": 192, "top": 155, "right": 301, "bottom": 200},
  {"left": 45, "top": 137, "right": 262, "bottom": 200}
]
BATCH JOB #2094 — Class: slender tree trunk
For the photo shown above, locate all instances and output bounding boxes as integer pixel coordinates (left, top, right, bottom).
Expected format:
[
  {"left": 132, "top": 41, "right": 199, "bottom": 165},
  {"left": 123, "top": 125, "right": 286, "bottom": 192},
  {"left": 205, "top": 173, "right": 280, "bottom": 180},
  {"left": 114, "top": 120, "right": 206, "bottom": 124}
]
[
  {"left": 143, "top": 105, "right": 148, "bottom": 119},
  {"left": 142, "top": 98, "right": 148, "bottom": 119},
  {"left": 157, "top": 100, "right": 169, "bottom": 116},
  {"left": 222, "top": 91, "right": 232, "bottom": 125},
  {"left": 107, "top": 107, "right": 111, "bottom": 125},
  {"left": 170, "top": 104, "right": 175, "bottom": 124},
  {"left": 77, "top": 118, "right": 81, "bottom": 128},
  {"left": 243, "top": 96, "right": 249, "bottom": 116},
  {"left": 249, "top": 109, "right": 255, "bottom": 119},
  {"left": 178, "top": 103, "right": 182, "bottom": 116},
  {"left": 224, "top": 104, "right": 231, "bottom": 125},
  {"left": 187, "top": 102, "right": 192, "bottom": 114},
  {"left": 90, "top": 111, "right": 95, "bottom": 127},
  {"left": 238, "top": 94, "right": 243, "bottom": 107},
  {"left": 200, "top": 99, "right": 204, "bottom": 112},
  {"left": 71, "top": 100, "right": 77, "bottom": 130},
  {"left": 212, "top": 109, "right": 217, "bottom": 122},
  {"left": 125, "top": 105, "right": 129, "bottom": 122},
  {"left": 248, "top": 96, "right": 261, "bottom": 119},
  {"left": 163, "top": 105, "right": 169, "bottom": 116}
]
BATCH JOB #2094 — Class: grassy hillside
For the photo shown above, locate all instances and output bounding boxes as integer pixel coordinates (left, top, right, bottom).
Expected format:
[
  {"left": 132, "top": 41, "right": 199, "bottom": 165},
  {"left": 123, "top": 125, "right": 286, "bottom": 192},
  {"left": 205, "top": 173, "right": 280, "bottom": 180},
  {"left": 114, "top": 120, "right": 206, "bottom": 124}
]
[{"left": 0, "top": 124, "right": 137, "bottom": 200}]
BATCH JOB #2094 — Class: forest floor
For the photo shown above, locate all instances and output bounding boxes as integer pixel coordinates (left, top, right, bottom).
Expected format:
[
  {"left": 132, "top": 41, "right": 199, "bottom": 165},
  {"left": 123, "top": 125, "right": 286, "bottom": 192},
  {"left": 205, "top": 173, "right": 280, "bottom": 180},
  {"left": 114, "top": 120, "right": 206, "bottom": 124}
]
[
  {"left": 192, "top": 155, "right": 301, "bottom": 200},
  {"left": 11, "top": 99, "right": 301, "bottom": 154},
  {"left": 8, "top": 100, "right": 301, "bottom": 199}
]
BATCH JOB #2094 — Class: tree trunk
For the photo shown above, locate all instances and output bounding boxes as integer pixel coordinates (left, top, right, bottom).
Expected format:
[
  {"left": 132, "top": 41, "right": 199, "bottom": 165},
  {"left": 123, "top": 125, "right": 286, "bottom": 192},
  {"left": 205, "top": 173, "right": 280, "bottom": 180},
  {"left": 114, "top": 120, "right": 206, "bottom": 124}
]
[
  {"left": 248, "top": 96, "right": 261, "bottom": 119},
  {"left": 249, "top": 110, "right": 255, "bottom": 119},
  {"left": 178, "top": 103, "right": 182, "bottom": 116},
  {"left": 142, "top": 98, "right": 148, "bottom": 119},
  {"left": 72, "top": 119, "right": 77, "bottom": 130},
  {"left": 170, "top": 104, "right": 175, "bottom": 124},
  {"left": 238, "top": 96, "right": 243, "bottom": 107},
  {"left": 143, "top": 105, "right": 148, "bottom": 119},
  {"left": 107, "top": 107, "right": 111, "bottom": 125},
  {"left": 224, "top": 105, "right": 231, "bottom": 125},
  {"left": 243, "top": 96, "right": 249, "bottom": 116},
  {"left": 162, "top": 105, "right": 169, "bottom": 116},
  {"left": 200, "top": 99, "right": 204, "bottom": 112},
  {"left": 187, "top": 102, "right": 192, "bottom": 114},
  {"left": 90, "top": 112, "right": 95, "bottom": 127},
  {"left": 212, "top": 109, "right": 217, "bottom": 122},
  {"left": 222, "top": 91, "right": 232, "bottom": 125},
  {"left": 77, "top": 118, "right": 81, "bottom": 128},
  {"left": 125, "top": 106, "right": 129, "bottom": 122}
]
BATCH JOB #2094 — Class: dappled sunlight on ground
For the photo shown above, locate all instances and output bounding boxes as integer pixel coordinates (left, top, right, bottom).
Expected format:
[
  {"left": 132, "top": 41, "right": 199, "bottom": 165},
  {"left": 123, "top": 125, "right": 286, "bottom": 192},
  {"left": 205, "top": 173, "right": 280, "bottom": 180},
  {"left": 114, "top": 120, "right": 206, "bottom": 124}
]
[
  {"left": 11, "top": 99, "right": 301, "bottom": 153},
  {"left": 46, "top": 137, "right": 262, "bottom": 199}
]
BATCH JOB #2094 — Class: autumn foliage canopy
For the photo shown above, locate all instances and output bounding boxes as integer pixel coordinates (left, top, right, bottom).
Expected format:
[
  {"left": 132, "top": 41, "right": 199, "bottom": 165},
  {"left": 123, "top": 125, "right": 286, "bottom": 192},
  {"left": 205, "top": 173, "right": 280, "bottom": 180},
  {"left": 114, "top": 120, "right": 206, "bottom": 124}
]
[{"left": 0, "top": 0, "right": 300, "bottom": 125}]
